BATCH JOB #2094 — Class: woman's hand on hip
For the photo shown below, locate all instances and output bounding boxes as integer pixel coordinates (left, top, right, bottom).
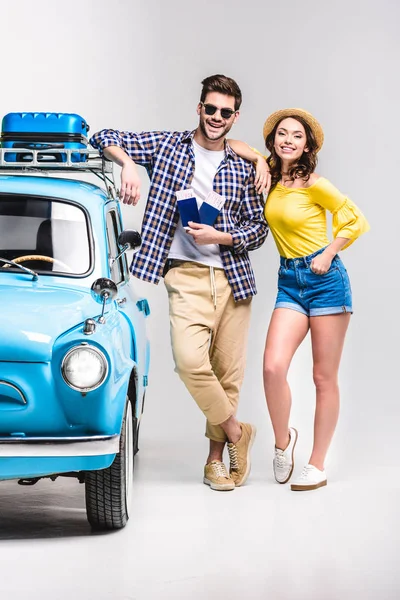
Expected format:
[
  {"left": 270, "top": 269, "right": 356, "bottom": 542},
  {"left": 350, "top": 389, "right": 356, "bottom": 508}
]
[{"left": 310, "top": 251, "right": 333, "bottom": 274}]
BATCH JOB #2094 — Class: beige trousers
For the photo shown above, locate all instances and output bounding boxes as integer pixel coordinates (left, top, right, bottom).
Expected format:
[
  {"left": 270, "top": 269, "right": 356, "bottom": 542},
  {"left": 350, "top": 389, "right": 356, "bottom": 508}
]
[{"left": 164, "top": 261, "right": 252, "bottom": 442}]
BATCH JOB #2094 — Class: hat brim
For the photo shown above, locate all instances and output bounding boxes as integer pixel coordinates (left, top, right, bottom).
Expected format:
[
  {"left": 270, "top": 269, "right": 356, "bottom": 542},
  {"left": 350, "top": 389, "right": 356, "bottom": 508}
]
[{"left": 263, "top": 108, "right": 324, "bottom": 151}]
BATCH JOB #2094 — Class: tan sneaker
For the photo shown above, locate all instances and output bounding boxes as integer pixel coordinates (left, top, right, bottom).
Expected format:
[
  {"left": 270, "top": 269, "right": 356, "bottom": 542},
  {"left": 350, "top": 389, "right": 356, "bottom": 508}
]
[
  {"left": 203, "top": 460, "right": 235, "bottom": 491},
  {"left": 227, "top": 422, "right": 257, "bottom": 487}
]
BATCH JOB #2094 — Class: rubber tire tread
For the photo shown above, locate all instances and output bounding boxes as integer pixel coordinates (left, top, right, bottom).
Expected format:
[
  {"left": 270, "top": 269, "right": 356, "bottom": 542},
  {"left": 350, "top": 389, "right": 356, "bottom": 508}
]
[{"left": 85, "top": 406, "right": 136, "bottom": 530}]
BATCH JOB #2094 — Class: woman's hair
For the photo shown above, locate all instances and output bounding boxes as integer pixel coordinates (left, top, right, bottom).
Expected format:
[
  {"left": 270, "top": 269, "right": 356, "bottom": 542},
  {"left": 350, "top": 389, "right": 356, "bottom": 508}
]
[{"left": 265, "top": 116, "right": 318, "bottom": 189}]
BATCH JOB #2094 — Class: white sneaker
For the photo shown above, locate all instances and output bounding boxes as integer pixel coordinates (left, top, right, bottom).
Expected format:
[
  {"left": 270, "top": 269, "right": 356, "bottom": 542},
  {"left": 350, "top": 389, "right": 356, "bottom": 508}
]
[
  {"left": 291, "top": 464, "right": 327, "bottom": 491},
  {"left": 273, "top": 427, "right": 298, "bottom": 484}
]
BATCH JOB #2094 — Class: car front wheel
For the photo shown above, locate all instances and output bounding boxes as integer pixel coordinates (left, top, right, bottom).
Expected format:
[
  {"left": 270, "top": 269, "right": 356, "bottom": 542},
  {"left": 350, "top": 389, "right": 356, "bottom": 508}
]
[{"left": 85, "top": 399, "right": 135, "bottom": 530}]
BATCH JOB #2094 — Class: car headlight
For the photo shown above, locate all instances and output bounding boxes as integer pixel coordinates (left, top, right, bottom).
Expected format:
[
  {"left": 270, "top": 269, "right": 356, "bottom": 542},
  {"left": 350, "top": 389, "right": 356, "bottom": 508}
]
[{"left": 61, "top": 344, "right": 108, "bottom": 392}]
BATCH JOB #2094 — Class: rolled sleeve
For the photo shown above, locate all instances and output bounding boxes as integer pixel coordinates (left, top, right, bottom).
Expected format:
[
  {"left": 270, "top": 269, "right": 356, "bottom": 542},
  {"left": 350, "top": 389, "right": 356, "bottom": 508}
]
[
  {"left": 332, "top": 198, "right": 370, "bottom": 249},
  {"left": 230, "top": 228, "right": 247, "bottom": 253},
  {"left": 89, "top": 129, "right": 166, "bottom": 167},
  {"left": 229, "top": 171, "right": 269, "bottom": 255},
  {"left": 310, "top": 178, "right": 370, "bottom": 250}
]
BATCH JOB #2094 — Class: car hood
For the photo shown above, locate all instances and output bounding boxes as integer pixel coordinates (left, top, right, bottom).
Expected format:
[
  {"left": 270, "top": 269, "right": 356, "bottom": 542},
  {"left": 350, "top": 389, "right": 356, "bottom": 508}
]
[{"left": 0, "top": 285, "right": 100, "bottom": 361}]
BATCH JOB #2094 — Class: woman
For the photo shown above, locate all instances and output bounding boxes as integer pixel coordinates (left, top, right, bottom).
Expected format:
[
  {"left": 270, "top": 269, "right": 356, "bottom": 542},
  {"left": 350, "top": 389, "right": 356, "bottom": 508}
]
[{"left": 229, "top": 109, "right": 369, "bottom": 491}]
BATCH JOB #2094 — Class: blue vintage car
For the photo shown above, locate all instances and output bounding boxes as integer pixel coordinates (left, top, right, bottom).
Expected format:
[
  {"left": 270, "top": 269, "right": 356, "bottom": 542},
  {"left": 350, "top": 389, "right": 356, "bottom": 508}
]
[{"left": 0, "top": 148, "right": 150, "bottom": 530}]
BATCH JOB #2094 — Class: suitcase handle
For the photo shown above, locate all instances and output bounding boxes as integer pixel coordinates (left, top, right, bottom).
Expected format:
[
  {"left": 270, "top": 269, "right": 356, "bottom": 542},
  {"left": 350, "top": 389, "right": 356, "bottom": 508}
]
[
  {"left": 16, "top": 151, "right": 64, "bottom": 162},
  {"left": 13, "top": 142, "right": 65, "bottom": 150},
  {"left": 14, "top": 141, "right": 65, "bottom": 161}
]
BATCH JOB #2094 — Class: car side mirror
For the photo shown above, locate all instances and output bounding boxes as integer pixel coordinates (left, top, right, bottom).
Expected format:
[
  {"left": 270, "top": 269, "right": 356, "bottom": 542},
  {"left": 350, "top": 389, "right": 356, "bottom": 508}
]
[
  {"left": 112, "top": 230, "right": 142, "bottom": 265},
  {"left": 91, "top": 277, "right": 118, "bottom": 323},
  {"left": 118, "top": 229, "right": 142, "bottom": 252}
]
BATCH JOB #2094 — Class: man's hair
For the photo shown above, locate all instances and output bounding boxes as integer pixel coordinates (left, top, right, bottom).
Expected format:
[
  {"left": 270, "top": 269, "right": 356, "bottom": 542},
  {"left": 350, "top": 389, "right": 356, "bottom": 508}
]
[{"left": 200, "top": 74, "right": 242, "bottom": 111}]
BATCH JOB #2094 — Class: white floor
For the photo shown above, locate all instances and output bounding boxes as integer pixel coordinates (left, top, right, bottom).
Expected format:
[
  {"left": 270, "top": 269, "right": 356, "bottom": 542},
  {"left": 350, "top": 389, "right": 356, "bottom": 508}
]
[
  {"left": 0, "top": 427, "right": 399, "bottom": 600},
  {"left": 1, "top": 257, "right": 396, "bottom": 600}
]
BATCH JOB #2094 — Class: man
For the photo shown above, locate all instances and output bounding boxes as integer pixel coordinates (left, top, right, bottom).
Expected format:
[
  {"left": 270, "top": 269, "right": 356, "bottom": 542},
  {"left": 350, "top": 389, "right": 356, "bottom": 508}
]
[{"left": 90, "top": 74, "right": 268, "bottom": 491}]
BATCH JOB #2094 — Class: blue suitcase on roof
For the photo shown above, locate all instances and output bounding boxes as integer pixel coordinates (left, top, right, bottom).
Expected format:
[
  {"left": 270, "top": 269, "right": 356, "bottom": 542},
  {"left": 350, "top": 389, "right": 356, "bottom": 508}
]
[{"left": 1, "top": 112, "right": 90, "bottom": 163}]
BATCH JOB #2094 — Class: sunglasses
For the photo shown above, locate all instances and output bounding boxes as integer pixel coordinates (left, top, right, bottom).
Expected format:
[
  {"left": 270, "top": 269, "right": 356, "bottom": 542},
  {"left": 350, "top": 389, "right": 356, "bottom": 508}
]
[{"left": 201, "top": 103, "right": 236, "bottom": 119}]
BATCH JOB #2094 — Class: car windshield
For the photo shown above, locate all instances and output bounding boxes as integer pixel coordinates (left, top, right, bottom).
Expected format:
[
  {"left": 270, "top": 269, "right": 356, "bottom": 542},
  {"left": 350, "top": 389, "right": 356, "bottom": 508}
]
[{"left": 0, "top": 195, "right": 91, "bottom": 275}]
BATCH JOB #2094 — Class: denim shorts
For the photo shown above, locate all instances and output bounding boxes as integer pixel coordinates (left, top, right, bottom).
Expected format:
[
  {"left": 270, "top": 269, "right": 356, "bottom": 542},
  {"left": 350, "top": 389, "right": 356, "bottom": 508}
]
[{"left": 275, "top": 247, "right": 353, "bottom": 317}]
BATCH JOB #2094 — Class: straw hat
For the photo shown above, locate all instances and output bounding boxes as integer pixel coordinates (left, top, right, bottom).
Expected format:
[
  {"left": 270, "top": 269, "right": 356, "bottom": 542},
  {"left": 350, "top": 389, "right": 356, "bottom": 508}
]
[{"left": 263, "top": 108, "right": 324, "bottom": 151}]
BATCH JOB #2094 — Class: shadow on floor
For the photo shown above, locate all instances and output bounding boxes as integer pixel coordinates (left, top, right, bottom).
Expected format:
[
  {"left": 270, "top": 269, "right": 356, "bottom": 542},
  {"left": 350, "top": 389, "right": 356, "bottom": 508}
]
[
  {"left": 0, "top": 438, "right": 206, "bottom": 540},
  {"left": 0, "top": 477, "right": 116, "bottom": 540}
]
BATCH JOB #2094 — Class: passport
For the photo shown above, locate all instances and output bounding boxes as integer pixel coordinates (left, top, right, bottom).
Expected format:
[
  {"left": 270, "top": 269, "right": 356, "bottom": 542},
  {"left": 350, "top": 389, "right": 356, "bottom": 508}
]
[
  {"left": 198, "top": 191, "right": 225, "bottom": 226},
  {"left": 176, "top": 189, "right": 200, "bottom": 228}
]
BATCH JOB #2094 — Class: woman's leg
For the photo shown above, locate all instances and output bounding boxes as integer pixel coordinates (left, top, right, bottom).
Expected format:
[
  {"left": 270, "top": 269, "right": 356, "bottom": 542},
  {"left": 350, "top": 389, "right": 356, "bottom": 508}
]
[
  {"left": 263, "top": 308, "right": 309, "bottom": 449},
  {"left": 309, "top": 313, "right": 351, "bottom": 469}
]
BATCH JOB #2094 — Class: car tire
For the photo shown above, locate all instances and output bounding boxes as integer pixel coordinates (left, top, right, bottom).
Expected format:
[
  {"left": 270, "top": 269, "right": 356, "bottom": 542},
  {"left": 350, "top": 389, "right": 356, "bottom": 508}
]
[
  {"left": 85, "top": 399, "right": 136, "bottom": 530},
  {"left": 134, "top": 390, "right": 146, "bottom": 455}
]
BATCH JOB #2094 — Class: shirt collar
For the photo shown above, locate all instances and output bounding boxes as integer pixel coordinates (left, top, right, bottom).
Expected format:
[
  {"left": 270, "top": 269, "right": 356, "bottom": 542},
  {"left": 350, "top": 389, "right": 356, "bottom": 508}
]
[{"left": 181, "top": 130, "right": 236, "bottom": 160}]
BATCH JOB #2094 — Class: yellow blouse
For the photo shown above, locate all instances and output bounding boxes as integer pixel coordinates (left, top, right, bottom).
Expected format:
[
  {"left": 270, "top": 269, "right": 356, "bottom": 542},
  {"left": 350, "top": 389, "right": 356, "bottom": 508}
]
[{"left": 264, "top": 177, "right": 370, "bottom": 258}]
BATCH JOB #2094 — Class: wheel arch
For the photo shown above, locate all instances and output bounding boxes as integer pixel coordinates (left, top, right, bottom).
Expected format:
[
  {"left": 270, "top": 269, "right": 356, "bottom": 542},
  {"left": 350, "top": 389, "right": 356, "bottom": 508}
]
[{"left": 127, "top": 366, "right": 138, "bottom": 415}]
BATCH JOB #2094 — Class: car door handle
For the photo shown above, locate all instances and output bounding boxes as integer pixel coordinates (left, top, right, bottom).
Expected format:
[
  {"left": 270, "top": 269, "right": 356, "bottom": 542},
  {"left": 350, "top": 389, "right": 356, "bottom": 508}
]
[{"left": 136, "top": 299, "right": 150, "bottom": 316}]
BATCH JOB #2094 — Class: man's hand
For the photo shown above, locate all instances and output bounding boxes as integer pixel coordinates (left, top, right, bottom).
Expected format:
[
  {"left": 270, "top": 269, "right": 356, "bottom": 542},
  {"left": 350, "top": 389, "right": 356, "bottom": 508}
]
[
  {"left": 186, "top": 222, "right": 232, "bottom": 246},
  {"left": 120, "top": 159, "right": 141, "bottom": 205},
  {"left": 103, "top": 146, "right": 141, "bottom": 206},
  {"left": 255, "top": 156, "right": 271, "bottom": 195}
]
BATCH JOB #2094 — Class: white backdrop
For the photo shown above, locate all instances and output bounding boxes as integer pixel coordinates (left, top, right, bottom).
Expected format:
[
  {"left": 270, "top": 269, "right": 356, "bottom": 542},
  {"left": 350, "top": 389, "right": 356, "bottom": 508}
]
[
  {"left": 0, "top": 1, "right": 399, "bottom": 598},
  {"left": 0, "top": 0, "right": 397, "bottom": 463}
]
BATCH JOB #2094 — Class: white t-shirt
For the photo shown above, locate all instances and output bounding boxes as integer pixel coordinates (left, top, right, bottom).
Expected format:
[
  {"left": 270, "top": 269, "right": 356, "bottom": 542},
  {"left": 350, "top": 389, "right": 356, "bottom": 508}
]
[{"left": 168, "top": 139, "right": 224, "bottom": 268}]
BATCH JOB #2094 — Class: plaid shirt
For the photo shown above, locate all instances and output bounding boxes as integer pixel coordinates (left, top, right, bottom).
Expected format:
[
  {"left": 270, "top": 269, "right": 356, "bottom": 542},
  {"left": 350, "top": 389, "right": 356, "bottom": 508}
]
[{"left": 90, "top": 129, "right": 268, "bottom": 301}]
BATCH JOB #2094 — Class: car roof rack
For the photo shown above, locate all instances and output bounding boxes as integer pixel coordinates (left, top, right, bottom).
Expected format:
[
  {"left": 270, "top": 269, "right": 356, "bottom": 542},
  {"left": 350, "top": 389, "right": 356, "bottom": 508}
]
[{"left": 0, "top": 147, "right": 118, "bottom": 199}]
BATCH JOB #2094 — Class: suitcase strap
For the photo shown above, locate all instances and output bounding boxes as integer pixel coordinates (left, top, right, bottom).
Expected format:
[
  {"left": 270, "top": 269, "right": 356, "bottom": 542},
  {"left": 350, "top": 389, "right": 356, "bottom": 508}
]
[{"left": 1, "top": 132, "right": 87, "bottom": 144}]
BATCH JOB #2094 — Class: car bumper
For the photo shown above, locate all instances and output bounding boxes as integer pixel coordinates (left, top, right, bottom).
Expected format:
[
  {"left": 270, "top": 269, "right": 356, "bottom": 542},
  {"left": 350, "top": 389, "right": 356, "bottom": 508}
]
[{"left": 0, "top": 434, "right": 119, "bottom": 457}]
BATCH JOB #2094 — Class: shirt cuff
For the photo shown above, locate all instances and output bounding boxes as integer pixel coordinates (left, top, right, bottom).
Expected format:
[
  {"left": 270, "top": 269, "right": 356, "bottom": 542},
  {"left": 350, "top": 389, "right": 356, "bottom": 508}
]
[
  {"left": 230, "top": 229, "right": 246, "bottom": 254},
  {"left": 89, "top": 133, "right": 123, "bottom": 153}
]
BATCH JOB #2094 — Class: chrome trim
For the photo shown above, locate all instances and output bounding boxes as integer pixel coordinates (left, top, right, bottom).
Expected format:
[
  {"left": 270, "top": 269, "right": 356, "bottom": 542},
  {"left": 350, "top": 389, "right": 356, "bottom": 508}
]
[
  {"left": 0, "top": 148, "right": 113, "bottom": 173},
  {"left": 0, "top": 381, "right": 27, "bottom": 405},
  {"left": 83, "top": 318, "right": 96, "bottom": 335},
  {"left": 0, "top": 434, "right": 119, "bottom": 457},
  {"left": 61, "top": 344, "right": 108, "bottom": 392}
]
